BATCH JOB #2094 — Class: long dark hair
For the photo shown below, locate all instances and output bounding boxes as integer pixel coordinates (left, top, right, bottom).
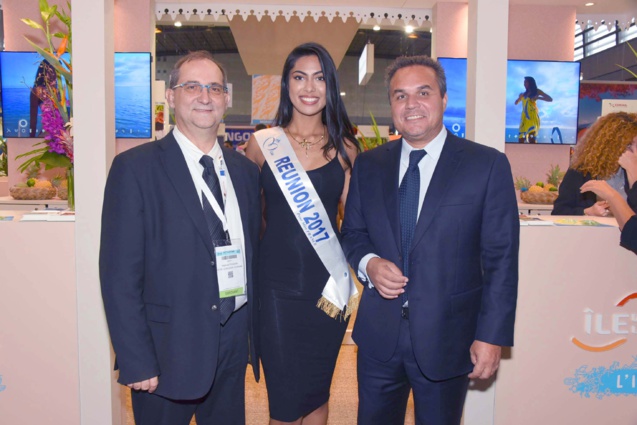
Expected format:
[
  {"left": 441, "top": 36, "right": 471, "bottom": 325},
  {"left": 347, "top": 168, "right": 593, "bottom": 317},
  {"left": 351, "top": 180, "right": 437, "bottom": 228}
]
[
  {"left": 524, "top": 76, "right": 538, "bottom": 98},
  {"left": 275, "top": 42, "right": 359, "bottom": 169}
]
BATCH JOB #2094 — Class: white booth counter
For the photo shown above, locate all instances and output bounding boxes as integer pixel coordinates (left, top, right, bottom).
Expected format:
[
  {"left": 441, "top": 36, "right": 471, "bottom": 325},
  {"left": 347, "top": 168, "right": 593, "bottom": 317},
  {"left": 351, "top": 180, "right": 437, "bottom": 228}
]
[
  {"left": 489, "top": 216, "right": 637, "bottom": 425},
  {"left": 1, "top": 213, "right": 636, "bottom": 424},
  {"left": 517, "top": 201, "right": 554, "bottom": 215},
  {"left": 0, "top": 211, "right": 79, "bottom": 424},
  {"left": 0, "top": 195, "right": 68, "bottom": 211}
]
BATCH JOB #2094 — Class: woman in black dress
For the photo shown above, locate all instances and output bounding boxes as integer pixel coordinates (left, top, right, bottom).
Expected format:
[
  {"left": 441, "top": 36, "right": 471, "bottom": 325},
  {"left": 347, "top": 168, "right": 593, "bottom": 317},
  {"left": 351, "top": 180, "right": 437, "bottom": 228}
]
[
  {"left": 553, "top": 112, "right": 637, "bottom": 216},
  {"left": 246, "top": 43, "right": 359, "bottom": 425}
]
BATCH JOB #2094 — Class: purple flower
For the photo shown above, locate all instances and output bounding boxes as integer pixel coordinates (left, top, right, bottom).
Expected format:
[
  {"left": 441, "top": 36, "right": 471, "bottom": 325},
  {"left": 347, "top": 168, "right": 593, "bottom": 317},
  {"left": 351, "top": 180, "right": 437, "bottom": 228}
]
[{"left": 40, "top": 98, "right": 72, "bottom": 159}]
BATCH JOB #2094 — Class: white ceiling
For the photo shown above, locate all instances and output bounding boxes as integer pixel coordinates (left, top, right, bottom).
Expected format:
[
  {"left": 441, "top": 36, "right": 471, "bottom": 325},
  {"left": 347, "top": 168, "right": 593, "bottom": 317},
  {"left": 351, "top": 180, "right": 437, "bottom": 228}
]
[{"left": 163, "top": 0, "right": 635, "bottom": 16}]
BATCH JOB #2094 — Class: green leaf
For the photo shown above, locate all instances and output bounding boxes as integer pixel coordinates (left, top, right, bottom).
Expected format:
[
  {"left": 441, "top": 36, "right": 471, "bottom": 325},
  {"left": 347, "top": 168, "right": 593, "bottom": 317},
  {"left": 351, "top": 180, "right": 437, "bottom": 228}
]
[
  {"left": 15, "top": 146, "right": 48, "bottom": 161},
  {"left": 41, "top": 6, "right": 58, "bottom": 23},
  {"left": 617, "top": 64, "right": 637, "bottom": 79},
  {"left": 21, "top": 18, "right": 44, "bottom": 31},
  {"left": 39, "top": 152, "right": 71, "bottom": 170},
  {"left": 23, "top": 40, "right": 73, "bottom": 83},
  {"left": 17, "top": 157, "right": 42, "bottom": 174}
]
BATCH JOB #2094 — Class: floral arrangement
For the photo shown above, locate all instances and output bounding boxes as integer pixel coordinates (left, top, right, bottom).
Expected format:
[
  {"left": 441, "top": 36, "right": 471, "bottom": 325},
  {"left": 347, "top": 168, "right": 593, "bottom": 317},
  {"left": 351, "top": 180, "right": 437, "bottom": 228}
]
[
  {"left": 356, "top": 111, "right": 388, "bottom": 151},
  {"left": 16, "top": 0, "right": 73, "bottom": 173},
  {"left": 0, "top": 138, "right": 7, "bottom": 176}
]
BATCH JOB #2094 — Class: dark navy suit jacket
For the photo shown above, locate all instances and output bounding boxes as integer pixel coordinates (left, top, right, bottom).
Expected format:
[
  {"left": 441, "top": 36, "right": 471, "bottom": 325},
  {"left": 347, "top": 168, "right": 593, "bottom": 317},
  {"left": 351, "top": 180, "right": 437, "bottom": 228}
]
[
  {"left": 342, "top": 134, "right": 519, "bottom": 381},
  {"left": 100, "top": 132, "right": 260, "bottom": 400}
]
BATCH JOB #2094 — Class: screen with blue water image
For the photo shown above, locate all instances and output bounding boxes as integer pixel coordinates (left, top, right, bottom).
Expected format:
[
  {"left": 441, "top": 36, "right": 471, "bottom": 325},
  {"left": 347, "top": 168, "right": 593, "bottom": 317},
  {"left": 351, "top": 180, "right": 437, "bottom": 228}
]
[
  {"left": 0, "top": 51, "right": 152, "bottom": 139},
  {"left": 438, "top": 57, "right": 467, "bottom": 139},
  {"left": 437, "top": 57, "right": 581, "bottom": 144}
]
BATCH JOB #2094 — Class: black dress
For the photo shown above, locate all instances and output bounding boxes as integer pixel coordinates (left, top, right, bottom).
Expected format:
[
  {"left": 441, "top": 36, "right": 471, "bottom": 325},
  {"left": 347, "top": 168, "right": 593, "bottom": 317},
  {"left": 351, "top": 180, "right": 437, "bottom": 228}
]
[{"left": 259, "top": 156, "right": 348, "bottom": 422}]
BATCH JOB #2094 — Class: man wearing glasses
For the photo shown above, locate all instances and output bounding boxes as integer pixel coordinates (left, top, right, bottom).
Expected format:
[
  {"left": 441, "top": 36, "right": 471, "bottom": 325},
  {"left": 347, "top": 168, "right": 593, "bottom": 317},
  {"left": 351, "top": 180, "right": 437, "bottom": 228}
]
[{"left": 100, "top": 51, "right": 261, "bottom": 425}]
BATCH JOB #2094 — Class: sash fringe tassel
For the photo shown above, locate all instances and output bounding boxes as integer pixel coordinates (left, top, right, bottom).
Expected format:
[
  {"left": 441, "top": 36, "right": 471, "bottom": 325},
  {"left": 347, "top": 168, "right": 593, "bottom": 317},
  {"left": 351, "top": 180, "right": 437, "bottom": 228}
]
[{"left": 317, "top": 294, "right": 360, "bottom": 320}]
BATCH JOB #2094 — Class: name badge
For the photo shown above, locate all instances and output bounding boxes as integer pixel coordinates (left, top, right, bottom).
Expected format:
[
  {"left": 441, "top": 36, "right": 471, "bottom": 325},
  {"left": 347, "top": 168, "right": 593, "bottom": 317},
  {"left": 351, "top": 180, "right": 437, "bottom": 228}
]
[{"left": 215, "top": 240, "right": 246, "bottom": 298}]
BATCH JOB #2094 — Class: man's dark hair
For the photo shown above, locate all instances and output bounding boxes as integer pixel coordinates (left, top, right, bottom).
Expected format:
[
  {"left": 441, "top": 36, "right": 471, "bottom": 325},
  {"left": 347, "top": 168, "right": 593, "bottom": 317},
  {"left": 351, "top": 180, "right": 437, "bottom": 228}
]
[{"left": 385, "top": 55, "right": 447, "bottom": 98}]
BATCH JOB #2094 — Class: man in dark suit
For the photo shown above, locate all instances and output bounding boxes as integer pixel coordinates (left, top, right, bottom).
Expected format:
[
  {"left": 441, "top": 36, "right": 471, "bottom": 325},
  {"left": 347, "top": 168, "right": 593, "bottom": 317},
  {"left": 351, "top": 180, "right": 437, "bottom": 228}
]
[
  {"left": 341, "top": 56, "right": 519, "bottom": 425},
  {"left": 100, "top": 51, "right": 260, "bottom": 425}
]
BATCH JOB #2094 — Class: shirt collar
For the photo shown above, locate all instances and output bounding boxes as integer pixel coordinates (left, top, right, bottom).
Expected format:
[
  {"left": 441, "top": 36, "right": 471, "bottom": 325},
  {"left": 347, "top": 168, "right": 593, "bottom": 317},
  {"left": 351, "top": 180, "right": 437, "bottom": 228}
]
[
  {"left": 400, "top": 127, "right": 447, "bottom": 161},
  {"left": 173, "top": 125, "right": 221, "bottom": 164}
]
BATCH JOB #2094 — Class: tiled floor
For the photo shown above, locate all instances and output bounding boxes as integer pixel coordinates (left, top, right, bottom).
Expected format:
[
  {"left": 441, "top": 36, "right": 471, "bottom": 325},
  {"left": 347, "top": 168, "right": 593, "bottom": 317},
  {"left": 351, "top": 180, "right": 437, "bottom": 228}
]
[{"left": 123, "top": 344, "right": 415, "bottom": 424}]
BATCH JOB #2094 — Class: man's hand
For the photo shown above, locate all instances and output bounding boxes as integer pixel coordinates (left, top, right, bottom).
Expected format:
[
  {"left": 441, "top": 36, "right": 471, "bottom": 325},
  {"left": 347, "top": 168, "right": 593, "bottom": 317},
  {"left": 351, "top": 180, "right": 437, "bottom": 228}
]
[
  {"left": 468, "top": 341, "right": 502, "bottom": 380},
  {"left": 366, "top": 257, "right": 407, "bottom": 299},
  {"left": 127, "top": 376, "right": 159, "bottom": 393}
]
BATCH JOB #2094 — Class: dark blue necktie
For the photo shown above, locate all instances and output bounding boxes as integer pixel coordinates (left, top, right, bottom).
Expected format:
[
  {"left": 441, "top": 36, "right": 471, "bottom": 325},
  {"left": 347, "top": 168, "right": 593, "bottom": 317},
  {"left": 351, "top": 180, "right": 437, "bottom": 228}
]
[
  {"left": 399, "top": 150, "right": 426, "bottom": 279},
  {"left": 200, "top": 155, "right": 234, "bottom": 324}
]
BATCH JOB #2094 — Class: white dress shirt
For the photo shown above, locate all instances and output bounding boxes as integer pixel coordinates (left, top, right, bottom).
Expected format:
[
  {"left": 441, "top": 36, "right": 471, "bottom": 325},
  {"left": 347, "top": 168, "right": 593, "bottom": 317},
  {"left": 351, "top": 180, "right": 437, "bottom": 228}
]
[
  {"left": 173, "top": 126, "right": 247, "bottom": 310},
  {"left": 358, "top": 127, "right": 447, "bottom": 285}
]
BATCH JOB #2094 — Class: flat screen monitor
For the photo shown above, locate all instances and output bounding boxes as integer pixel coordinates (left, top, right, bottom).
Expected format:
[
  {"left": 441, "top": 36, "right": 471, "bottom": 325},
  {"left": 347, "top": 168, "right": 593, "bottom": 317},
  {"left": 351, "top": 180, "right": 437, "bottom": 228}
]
[
  {"left": 0, "top": 51, "right": 152, "bottom": 139},
  {"left": 438, "top": 57, "right": 467, "bottom": 139},
  {"left": 437, "top": 57, "right": 581, "bottom": 144},
  {"left": 505, "top": 59, "right": 580, "bottom": 144},
  {"left": 578, "top": 81, "right": 637, "bottom": 140}
]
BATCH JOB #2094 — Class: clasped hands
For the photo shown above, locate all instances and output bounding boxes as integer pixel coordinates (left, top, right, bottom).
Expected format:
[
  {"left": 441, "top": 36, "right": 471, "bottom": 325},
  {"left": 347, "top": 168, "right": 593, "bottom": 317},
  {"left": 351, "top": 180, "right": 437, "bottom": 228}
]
[{"left": 366, "top": 257, "right": 502, "bottom": 380}]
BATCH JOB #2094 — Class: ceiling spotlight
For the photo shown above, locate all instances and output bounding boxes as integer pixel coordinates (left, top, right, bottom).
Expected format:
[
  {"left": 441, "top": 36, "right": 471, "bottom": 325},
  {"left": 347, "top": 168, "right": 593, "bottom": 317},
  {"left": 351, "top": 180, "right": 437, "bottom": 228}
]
[
  {"left": 585, "top": 2, "right": 594, "bottom": 6},
  {"left": 340, "top": 92, "right": 346, "bottom": 96},
  {"left": 373, "top": 24, "right": 381, "bottom": 31},
  {"left": 174, "top": 21, "right": 182, "bottom": 27},
  {"left": 405, "top": 25, "right": 414, "bottom": 34}
]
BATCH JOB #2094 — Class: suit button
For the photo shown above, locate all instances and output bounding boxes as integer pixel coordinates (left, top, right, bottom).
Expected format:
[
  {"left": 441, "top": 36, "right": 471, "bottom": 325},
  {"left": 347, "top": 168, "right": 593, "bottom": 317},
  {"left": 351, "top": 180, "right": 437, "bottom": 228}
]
[
  {"left": 210, "top": 260, "right": 215, "bottom": 267},
  {"left": 211, "top": 305, "right": 218, "bottom": 311}
]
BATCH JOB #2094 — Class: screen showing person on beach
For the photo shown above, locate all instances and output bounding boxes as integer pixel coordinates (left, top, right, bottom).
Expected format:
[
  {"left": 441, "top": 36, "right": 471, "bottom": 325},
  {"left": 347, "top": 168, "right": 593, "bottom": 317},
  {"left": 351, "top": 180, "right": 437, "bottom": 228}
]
[
  {"left": 506, "top": 60, "right": 580, "bottom": 144},
  {"left": 0, "top": 51, "right": 152, "bottom": 139},
  {"left": 438, "top": 57, "right": 467, "bottom": 139}
]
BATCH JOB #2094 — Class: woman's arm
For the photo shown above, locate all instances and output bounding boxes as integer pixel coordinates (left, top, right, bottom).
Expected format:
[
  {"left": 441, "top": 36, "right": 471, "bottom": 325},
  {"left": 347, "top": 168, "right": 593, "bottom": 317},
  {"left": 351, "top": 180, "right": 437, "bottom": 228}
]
[
  {"left": 339, "top": 140, "right": 360, "bottom": 208},
  {"left": 536, "top": 90, "right": 553, "bottom": 102},
  {"left": 580, "top": 180, "right": 635, "bottom": 229},
  {"left": 245, "top": 134, "right": 265, "bottom": 169}
]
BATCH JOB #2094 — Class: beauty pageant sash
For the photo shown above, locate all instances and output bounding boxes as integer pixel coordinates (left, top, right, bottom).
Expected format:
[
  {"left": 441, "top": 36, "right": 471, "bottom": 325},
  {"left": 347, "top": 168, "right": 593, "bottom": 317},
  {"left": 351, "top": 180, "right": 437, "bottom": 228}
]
[{"left": 255, "top": 127, "right": 358, "bottom": 318}]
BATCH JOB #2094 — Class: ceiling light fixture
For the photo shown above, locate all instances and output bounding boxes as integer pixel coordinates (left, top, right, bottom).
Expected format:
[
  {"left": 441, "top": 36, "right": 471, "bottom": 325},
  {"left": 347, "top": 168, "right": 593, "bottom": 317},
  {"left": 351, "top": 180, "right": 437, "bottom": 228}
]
[
  {"left": 585, "top": 2, "right": 594, "bottom": 6},
  {"left": 373, "top": 24, "right": 381, "bottom": 31},
  {"left": 405, "top": 25, "right": 414, "bottom": 34},
  {"left": 174, "top": 21, "right": 182, "bottom": 27}
]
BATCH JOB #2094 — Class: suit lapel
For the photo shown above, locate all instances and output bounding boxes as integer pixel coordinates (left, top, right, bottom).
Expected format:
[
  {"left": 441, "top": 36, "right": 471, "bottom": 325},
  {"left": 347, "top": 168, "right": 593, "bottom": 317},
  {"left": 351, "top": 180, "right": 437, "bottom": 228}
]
[
  {"left": 410, "top": 134, "right": 463, "bottom": 252},
  {"left": 158, "top": 134, "right": 216, "bottom": 258},
  {"left": 382, "top": 141, "right": 403, "bottom": 255}
]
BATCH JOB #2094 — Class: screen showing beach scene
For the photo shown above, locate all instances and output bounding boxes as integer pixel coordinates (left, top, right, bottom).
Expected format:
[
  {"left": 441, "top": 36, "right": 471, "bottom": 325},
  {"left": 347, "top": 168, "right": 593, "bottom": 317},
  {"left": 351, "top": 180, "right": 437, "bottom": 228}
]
[
  {"left": 437, "top": 58, "right": 580, "bottom": 144},
  {"left": 0, "top": 51, "right": 152, "bottom": 139},
  {"left": 505, "top": 60, "right": 580, "bottom": 144},
  {"left": 438, "top": 57, "right": 467, "bottom": 139}
]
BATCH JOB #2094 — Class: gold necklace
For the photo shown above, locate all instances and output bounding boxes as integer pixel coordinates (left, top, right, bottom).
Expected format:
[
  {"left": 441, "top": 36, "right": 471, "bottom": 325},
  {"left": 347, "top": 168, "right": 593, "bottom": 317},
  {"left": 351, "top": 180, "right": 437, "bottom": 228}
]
[{"left": 288, "top": 128, "right": 326, "bottom": 158}]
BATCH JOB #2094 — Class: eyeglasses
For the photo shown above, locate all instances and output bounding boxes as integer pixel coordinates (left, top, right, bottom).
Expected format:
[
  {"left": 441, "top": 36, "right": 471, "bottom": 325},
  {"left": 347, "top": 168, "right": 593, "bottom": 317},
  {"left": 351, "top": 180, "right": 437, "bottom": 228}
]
[{"left": 171, "top": 82, "right": 228, "bottom": 96}]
